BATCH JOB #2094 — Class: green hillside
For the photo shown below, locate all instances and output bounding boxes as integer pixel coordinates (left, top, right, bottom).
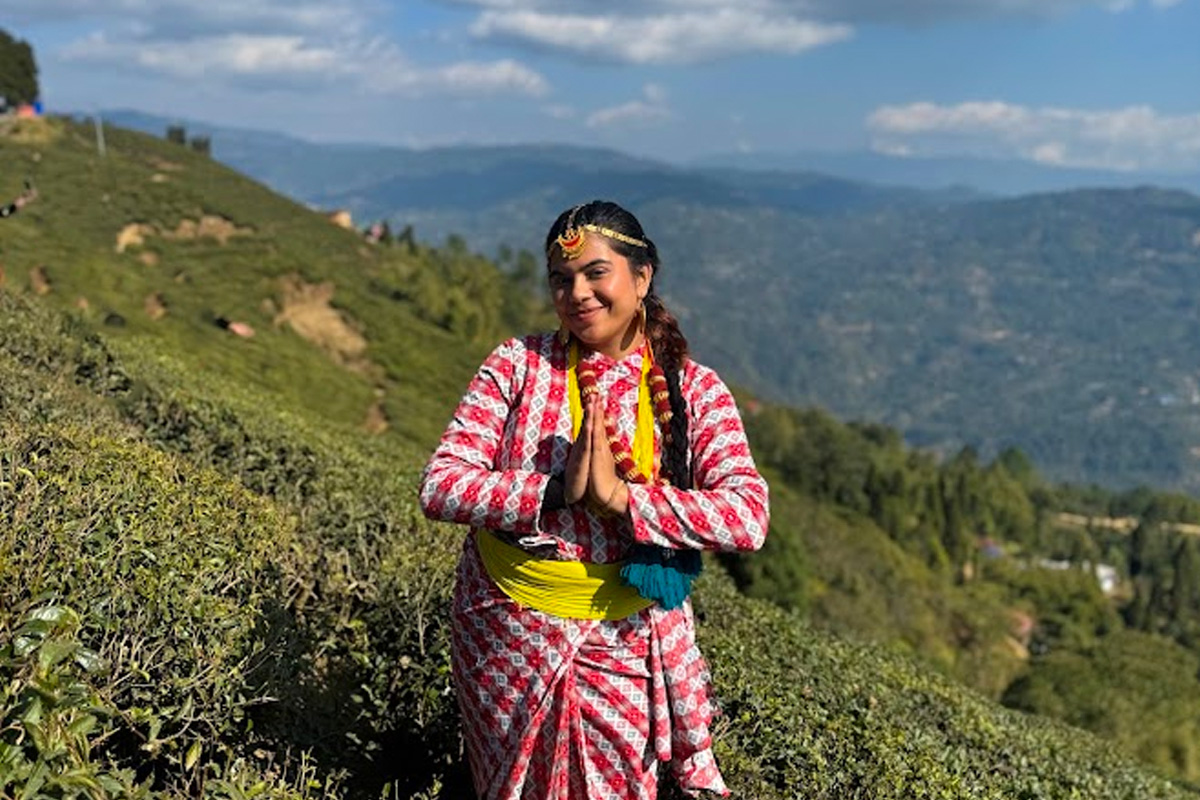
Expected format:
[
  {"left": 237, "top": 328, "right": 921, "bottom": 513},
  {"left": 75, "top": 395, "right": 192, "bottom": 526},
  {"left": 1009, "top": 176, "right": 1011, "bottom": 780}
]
[
  {"left": 2, "top": 116, "right": 1198, "bottom": 798},
  {"left": 401, "top": 186, "right": 1200, "bottom": 492},
  {"left": 164, "top": 128, "right": 1200, "bottom": 492},
  {"left": 101, "top": 111, "right": 1200, "bottom": 491},
  {"left": 0, "top": 114, "right": 555, "bottom": 449}
]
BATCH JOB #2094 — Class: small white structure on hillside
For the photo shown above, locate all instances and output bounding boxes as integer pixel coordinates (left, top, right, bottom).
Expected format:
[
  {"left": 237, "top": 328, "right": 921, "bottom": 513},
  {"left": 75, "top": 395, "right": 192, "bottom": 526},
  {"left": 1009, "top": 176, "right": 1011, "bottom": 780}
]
[{"left": 1035, "top": 558, "right": 1120, "bottom": 596}]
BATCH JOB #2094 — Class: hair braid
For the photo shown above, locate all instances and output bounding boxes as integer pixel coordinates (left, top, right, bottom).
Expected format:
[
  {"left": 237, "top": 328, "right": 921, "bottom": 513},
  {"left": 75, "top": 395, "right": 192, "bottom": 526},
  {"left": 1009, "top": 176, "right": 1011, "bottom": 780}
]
[
  {"left": 545, "top": 200, "right": 692, "bottom": 486},
  {"left": 645, "top": 292, "right": 691, "bottom": 488},
  {"left": 546, "top": 199, "right": 702, "bottom": 607}
]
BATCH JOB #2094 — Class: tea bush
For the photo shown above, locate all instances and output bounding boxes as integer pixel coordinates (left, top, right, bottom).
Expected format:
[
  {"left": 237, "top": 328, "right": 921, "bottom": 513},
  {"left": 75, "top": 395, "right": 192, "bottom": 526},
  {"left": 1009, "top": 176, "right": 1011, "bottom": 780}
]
[
  {"left": 0, "top": 417, "right": 304, "bottom": 793},
  {"left": 4, "top": 282, "right": 1196, "bottom": 799},
  {"left": 1, "top": 292, "right": 463, "bottom": 797}
]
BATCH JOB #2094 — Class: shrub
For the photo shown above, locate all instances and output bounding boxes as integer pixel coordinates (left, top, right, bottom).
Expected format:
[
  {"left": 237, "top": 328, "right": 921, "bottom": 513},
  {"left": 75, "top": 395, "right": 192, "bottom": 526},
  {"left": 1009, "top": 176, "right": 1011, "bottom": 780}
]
[{"left": 0, "top": 420, "right": 302, "bottom": 793}]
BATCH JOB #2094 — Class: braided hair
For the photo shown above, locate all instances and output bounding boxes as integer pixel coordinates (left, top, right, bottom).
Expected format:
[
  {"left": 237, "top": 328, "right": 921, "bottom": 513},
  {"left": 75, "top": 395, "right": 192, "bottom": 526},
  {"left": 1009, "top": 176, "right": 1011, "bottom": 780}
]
[{"left": 545, "top": 200, "right": 692, "bottom": 488}]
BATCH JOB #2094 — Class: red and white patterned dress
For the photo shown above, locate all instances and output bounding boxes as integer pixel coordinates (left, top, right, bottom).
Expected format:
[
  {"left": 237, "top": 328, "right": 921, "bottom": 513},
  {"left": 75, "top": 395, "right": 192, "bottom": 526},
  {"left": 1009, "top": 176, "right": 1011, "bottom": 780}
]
[{"left": 419, "top": 333, "right": 769, "bottom": 800}]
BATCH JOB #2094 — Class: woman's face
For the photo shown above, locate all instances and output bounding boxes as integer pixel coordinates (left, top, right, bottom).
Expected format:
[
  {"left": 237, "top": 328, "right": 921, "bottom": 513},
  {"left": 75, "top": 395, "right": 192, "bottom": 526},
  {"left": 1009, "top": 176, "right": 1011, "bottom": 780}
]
[{"left": 548, "top": 234, "right": 652, "bottom": 359}]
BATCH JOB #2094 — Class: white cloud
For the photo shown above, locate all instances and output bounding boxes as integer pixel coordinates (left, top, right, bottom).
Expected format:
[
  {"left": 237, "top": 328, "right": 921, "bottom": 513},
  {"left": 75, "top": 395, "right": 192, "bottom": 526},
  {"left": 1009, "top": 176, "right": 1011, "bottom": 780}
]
[
  {"left": 470, "top": 8, "right": 852, "bottom": 65},
  {"left": 61, "top": 31, "right": 547, "bottom": 97},
  {"left": 63, "top": 32, "right": 341, "bottom": 81},
  {"left": 798, "top": 0, "right": 1186, "bottom": 22},
  {"left": 543, "top": 104, "right": 575, "bottom": 120},
  {"left": 35, "top": 0, "right": 548, "bottom": 98},
  {"left": 1030, "top": 141, "right": 1068, "bottom": 165},
  {"left": 586, "top": 84, "right": 672, "bottom": 128},
  {"left": 868, "top": 101, "right": 1200, "bottom": 172},
  {"left": 376, "top": 59, "right": 549, "bottom": 97},
  {"left": 446, "top": 0, "right": 1186, "bottom": 35}
]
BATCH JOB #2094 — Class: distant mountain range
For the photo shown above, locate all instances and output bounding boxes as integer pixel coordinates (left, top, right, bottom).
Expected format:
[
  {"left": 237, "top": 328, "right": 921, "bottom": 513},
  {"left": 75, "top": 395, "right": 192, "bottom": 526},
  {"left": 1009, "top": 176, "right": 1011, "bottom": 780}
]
[
  {"left": 97, "top": 109, "right": 1200, "bottom": 491},
  {"left": 692, "top": 150, "right": 1200, "bottom": 197},
  {"left": 101, "top": 108, "right": 1200, "bottom": 199}
]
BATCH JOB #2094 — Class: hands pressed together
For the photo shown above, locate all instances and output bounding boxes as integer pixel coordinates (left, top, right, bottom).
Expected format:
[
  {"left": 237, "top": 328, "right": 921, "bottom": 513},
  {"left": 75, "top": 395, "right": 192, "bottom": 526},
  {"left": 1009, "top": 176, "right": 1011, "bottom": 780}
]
[{"left": 557, "top": 391, "right": 630, "bottom": 517}]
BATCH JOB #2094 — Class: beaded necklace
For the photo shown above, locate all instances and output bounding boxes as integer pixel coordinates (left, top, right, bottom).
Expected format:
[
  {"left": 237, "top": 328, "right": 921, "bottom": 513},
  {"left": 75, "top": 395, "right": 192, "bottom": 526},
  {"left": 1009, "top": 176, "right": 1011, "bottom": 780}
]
[
  {"left": 564, "top": 335, "right": 703, "bottom": 610},
  {"left": 566, "top": 339, "right": 674, "bottom": 487}
]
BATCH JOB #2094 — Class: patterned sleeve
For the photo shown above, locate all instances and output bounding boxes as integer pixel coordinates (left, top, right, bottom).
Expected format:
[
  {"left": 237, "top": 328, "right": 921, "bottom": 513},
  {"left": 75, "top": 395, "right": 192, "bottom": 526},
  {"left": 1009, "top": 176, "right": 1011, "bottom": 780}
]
[
  {"left": 626, "top": 364, "right": 769, "bottom": 552},
  {"left": 418, "top": 337, "right": 551, "bottom": 534}
]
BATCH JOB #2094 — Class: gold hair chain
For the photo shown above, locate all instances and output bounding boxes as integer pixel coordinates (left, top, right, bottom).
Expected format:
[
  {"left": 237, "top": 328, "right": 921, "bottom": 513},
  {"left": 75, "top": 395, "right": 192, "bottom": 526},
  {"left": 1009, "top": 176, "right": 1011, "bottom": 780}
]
[{"left": 554, "top": 223, "right": 647, "bottom": 260}]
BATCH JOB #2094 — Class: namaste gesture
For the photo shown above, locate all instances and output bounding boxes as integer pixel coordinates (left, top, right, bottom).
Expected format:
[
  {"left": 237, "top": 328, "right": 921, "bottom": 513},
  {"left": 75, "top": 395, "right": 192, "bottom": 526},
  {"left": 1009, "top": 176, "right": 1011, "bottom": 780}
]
[{"left": 563, "top": 390, "right": 629, "bottom": 515}]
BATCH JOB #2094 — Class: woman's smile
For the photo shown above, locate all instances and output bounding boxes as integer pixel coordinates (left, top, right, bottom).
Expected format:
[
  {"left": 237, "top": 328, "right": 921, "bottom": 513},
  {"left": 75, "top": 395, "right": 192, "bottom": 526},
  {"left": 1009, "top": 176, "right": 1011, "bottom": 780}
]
[{"left": 548, "top": 236, "right": 651, "bottom": 359}]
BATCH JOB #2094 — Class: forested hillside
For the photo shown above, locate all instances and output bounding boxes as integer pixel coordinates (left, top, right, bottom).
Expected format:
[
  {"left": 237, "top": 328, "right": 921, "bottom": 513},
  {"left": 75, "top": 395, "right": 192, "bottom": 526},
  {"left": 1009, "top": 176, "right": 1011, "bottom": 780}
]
[
  {"left": 104, "top": 114, "right": 1200, "bottom": 493},
  {"left": 726, "top": 401, "right": 1200, "bottom": 782},
  {"left": 366, "top": 178, "right": 1200, "bottom": 494},
  {"left": 3, "top": 115, "right": 1199, "bottom": 798}
]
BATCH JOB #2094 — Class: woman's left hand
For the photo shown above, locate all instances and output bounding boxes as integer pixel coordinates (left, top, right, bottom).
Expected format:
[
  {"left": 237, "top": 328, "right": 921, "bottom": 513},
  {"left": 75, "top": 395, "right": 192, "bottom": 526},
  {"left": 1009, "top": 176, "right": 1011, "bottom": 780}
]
[{"left": 586, "top": 392, "right": 629, "bottom": 515}]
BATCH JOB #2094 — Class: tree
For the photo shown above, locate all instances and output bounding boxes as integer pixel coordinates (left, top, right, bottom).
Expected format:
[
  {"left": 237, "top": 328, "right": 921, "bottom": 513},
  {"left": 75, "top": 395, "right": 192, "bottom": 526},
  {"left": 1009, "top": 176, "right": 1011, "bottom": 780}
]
[
  {"left": 996, "top": 446, "right": 1037, "bottom": 487},
  {"left": 0, "top": 28, "right": 39, "bottom": 106},
  {"left": 1169, "top": 537, "right": 1200, "bottom": 640},
  {"left": 397, "top": 224, "right": 416, "bottom": 252}
]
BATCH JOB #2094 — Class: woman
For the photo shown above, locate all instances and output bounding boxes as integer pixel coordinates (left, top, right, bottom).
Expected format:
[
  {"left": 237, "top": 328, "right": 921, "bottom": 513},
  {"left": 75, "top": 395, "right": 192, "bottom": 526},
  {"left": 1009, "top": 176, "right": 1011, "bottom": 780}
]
[{"left": 419, "top": 200, "right": 769, "bottom": 799}]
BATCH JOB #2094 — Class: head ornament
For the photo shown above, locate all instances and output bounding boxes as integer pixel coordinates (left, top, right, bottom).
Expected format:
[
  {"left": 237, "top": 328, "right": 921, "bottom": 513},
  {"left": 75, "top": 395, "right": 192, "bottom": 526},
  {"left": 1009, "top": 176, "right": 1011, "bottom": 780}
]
[{"left": 554, "top": 205, "right": 648, "bottom": 260}]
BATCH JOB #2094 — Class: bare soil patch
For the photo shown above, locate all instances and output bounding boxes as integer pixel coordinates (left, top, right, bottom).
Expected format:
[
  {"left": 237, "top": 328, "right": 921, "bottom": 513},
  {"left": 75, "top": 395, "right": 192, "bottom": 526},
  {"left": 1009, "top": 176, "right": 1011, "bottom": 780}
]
[
  {"left": 273, "top": 274, "right": 373, "bottom": 374},
  {"left": 29, "top": 266, "right": 51, "bottom": 296},
  {"left": 115, "top": 216, "right": 252, "bottom": 253}
]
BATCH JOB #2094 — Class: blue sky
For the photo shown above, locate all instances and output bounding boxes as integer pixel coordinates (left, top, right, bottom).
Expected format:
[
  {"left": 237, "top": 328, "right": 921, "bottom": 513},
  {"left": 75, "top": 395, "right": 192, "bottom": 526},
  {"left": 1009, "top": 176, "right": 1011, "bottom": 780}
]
[{"left": 2, "top": 0, "right": 1198, "bottom": 170}]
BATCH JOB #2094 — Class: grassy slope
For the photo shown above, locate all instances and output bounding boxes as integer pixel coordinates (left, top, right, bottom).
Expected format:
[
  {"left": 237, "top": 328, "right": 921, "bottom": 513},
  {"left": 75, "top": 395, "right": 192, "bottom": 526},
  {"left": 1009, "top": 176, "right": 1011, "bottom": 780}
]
[
  {"left": 1, "top": 118, "right": 1195, "bottom": 798},
  {"left": 1, "top": 115, "right": 484, "bottom": 447}
]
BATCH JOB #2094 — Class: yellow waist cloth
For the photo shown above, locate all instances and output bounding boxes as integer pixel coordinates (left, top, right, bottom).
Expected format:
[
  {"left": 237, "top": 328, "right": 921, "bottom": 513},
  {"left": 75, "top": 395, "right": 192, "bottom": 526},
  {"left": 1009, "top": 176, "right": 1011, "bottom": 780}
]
[{"left": 477, "top": 529, "right": 653, "bottom": 620}]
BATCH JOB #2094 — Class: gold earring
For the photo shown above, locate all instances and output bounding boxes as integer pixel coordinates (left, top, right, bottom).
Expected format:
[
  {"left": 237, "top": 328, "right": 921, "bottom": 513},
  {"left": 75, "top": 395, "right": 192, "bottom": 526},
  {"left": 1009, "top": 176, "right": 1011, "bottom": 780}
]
[
  {"left": 557, "top": 324, "right": 571, "bottom": 345},
  {"left": 638, "top": 301, "right": 647, "bottom": 334}
]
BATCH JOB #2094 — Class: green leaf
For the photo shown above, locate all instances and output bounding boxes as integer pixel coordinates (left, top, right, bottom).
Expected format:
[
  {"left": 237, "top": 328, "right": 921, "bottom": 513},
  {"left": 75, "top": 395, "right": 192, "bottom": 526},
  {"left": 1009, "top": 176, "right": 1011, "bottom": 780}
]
[
  {"left": 185, "top": 740, "right": 202, "bottom": 770},
  {"left": 19, "top": 696, "right": 43, "bottom": 726},
  {"left": 27, "top": 606, "right": 79, "bottom": 627},
  {"left": 37, "top": 639, "right": 78, "bottom": 671},
  {"left": 19, "top": 761, "right": 48, "bottom": 800},
  {"left": 67, "top": 714, "right": 97, "bottom": 738},
  {"left": 73, "top": 648, "right": 104, "bottom": 674},
  {"left": 96, "top": 775, "right": 127, "bottom": 794},
  {"left": 12, "top": 634, "right": 42, "bottom": 658}
]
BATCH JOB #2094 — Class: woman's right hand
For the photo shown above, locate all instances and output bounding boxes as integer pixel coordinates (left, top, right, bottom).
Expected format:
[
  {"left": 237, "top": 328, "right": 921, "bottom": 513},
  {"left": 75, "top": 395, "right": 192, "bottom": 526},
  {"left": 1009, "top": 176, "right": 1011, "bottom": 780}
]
[{"left": 562, "top": 391, "right": 595, "bottom": 504}]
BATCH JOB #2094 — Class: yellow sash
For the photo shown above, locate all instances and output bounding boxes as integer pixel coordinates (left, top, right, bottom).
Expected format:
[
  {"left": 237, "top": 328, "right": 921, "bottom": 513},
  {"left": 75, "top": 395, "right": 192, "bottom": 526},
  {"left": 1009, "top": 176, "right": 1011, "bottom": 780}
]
[
  {"left": 476, "top": 341, "right": 658, "bottom": 620},
  {"left": 477, "top": 530, "right": 653, "bottom": 620}
]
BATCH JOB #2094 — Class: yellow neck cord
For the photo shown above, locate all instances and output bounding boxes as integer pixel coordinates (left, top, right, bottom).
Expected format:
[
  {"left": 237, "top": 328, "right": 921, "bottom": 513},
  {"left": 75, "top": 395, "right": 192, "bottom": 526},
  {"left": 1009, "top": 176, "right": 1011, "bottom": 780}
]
[
  {"left": 567, "top": 340, "right": 657, "bottom": 481},
  {"left": 474, "top": 339, "right": 660, "bottom": 621}
]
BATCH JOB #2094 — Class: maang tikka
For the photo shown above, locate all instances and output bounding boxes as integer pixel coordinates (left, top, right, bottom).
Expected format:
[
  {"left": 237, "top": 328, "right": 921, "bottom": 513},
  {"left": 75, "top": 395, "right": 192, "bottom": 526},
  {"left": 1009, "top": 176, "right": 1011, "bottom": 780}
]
[
  {"left": 555, "top": 206, "right": 587, "bottom": 260},
  {"left": 553, "top": 205, "right": 649, "bottom": 261}
]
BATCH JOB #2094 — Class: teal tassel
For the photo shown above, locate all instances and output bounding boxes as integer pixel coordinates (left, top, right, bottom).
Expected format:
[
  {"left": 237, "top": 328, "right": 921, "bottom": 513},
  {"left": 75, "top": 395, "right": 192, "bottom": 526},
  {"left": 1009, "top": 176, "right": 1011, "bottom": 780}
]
[{"left": 620, "top": 545, "right": 702, "bottom": 610}]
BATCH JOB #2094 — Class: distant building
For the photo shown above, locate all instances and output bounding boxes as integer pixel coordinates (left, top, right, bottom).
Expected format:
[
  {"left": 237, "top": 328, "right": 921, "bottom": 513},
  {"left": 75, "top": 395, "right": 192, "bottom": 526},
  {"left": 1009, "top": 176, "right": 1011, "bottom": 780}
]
[
  {"left": 1094, "top": 564, "right": 1120, "bottom": 596},
  {"left": 1034, "top": 557, "right": 1121, "bottom": 596}
]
